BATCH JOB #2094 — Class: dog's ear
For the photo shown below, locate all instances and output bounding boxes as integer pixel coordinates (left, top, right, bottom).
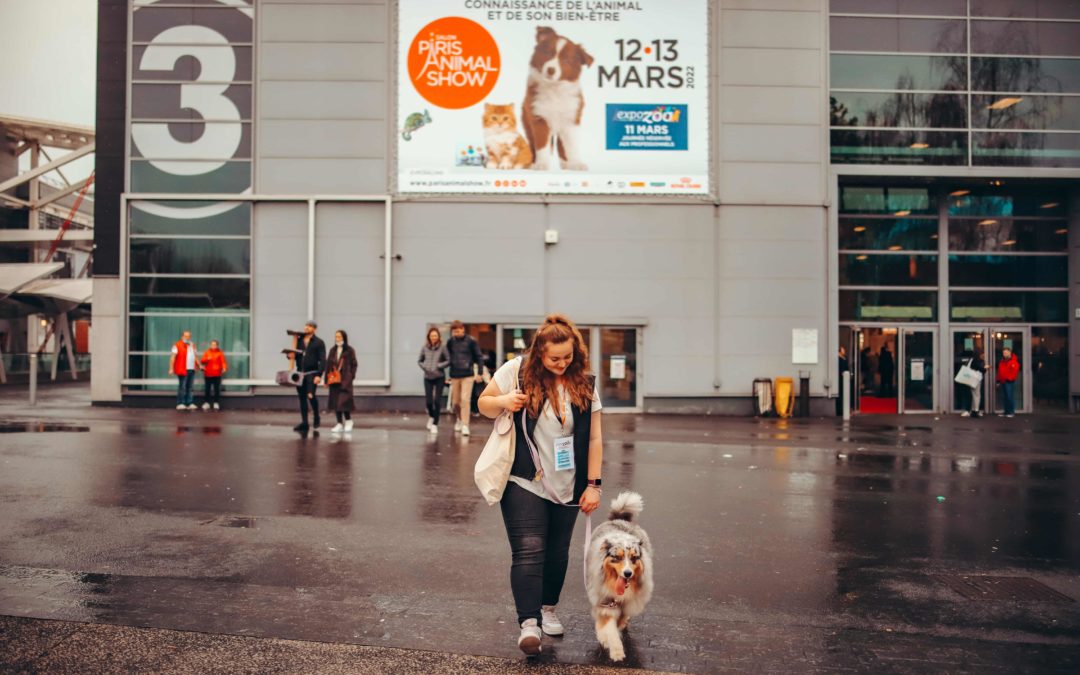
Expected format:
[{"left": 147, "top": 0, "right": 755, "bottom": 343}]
[
  {"left": 536, "top": 26, "right": 557, "bottom": 43},
  {"left": 578, "top": 44, "right": 594, "bottom": 67}
]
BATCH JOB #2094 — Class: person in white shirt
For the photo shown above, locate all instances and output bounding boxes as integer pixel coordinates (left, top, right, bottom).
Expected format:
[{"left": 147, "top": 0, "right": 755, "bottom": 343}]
[
  {"left": 478, "top": 314, "right": 604, "bottom": 656},
  {"left": 169, "top": 330, "right": 200, "bottom": 410}
]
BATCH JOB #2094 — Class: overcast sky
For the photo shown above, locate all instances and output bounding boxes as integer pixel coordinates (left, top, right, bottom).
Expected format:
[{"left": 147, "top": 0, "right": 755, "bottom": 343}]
[{"left": 0, "top": 0, "right": 97, "bottom": 176}]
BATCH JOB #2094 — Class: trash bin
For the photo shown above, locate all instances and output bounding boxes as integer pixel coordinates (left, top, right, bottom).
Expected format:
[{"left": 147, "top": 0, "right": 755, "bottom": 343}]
[
  {"left": 774, "top": 377, "right": 794, "bottom": 418},
  {"left": 752, "top": 378, "right": 774, "bottom": 416}
]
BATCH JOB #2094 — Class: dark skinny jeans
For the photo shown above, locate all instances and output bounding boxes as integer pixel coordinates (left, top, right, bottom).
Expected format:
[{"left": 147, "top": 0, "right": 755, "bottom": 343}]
[
  {"left": 499, "top": 481, "right": 579, "bottom": 626},
  {"left": 424, "top": 377, "right": 445, "bottom": 424}
]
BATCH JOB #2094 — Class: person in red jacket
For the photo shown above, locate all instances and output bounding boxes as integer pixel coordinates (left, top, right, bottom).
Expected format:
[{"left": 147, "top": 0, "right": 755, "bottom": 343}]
[
  {"left": 169, "top": 330, "right": 199, "bottom": 410},
  {"left": 200, "top": 340, "right": 228, "bottom": 410},
  {"left": 996, "top": 347, "right": 1020, "bottom": 417}
]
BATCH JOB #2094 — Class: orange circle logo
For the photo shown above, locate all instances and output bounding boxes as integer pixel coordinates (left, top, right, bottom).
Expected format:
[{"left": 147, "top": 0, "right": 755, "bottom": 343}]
[{"left": 407, "top": 17, "right": 500, "bottom": 110}]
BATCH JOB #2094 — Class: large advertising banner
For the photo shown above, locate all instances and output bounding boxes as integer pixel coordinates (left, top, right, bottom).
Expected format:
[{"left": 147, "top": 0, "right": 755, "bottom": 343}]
[{"left": 396, "top": 0, "right": 710, "bottom": 195}]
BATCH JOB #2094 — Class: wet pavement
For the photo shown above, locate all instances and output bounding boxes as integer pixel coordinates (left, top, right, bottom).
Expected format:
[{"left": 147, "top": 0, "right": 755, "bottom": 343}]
[{"left": 1, "top": 383, "right": 1080, "bottom": 672}]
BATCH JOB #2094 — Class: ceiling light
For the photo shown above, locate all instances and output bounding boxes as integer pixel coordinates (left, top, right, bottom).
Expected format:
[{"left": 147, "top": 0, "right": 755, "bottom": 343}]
[
  {"left": 855, "top": 255, "right": 868, "bottom": 261},
  {"left": 1001, "top": 239, "right": 1016, "bottom": 246},
  {"left": 888, "top": 245, "right": 903, "bottom": 251},
  {"left": 930, "top": 234, "right": 939, "bottom": 239},
  {"left": 987, "top": 97, "right": 1023, "bottom": 110},
  {"left": 1054, "top": 228, "right": 1067, "bottom": 234},
  {"left": 989, "top": 180, "right": 1003, "bottom": 186},
  {"left": 1040, "top": 202, "right": 1059, "bottom": 209},
  {"left": 949, "top": 190, "right": 970, "bottom": 197},
  {"left": 910, "top": 142, "right": 930, "bottom": 149},
  {"left": 894, "top": 210, "right": 911, "bottom": 216},
  {"left": 978, "top": 219, "right": 997, "bottom": 226},
  {"left": 853, "top": 226, "right": 866, "bottom": 232}
]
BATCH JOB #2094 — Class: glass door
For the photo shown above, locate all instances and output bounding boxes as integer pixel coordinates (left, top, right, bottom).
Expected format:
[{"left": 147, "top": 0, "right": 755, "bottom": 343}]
[
  {"left": 950, "top": 326, "right": 1031, "bottom": 414},
  {"left": 951, "top": 328, "right": 988, "bottom": 414},
  {"left": 852, "top": 327, "right": 899, "bottom": 414},
  {"left": 900, "top": 328, "right": 935, "bottom": 413},
  {"left": 597, "top": 327, "right": 640, "bottom": 410},
  {"left": 989, "top": 328, "right": 1029, "bottom": 415}
]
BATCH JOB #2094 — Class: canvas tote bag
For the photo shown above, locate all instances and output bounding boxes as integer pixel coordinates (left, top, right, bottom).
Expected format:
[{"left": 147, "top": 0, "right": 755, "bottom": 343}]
[
  {"left": 474, "top": 357, "right": 521, "bottom": 505},
  {"left": 954, "top": 358, "right": 983, "bottom": 388}
]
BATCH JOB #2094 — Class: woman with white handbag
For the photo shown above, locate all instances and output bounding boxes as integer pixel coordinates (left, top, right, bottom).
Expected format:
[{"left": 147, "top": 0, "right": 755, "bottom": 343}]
[
  {"left": 955, "top": 348, "right": 985, "bottom": 418},
  {"left": 476, "top": 314, "right": 604, "bottom": 656}
]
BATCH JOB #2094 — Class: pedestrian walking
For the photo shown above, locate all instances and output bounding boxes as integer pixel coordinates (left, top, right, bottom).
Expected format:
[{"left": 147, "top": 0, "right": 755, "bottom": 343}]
[
  {"left": 957, "top": 349, "right": 985, "bottom": 417},
  {"left": 447, "top": 320, "right": 484, "bottom": 437},
  {"left": 290, "top": 321, "right": 326, "bottom": 432},
  {"left": 325, "top": 330, "right": 358, "bottom": 434},
  {"left": 836, "top": 346, "right": 850, "bottom": 416},
  {"left": 477, "top": 314, "right": 604, "bottom": 655},
  {"left": 997, "top": 347, "right": 1020, "bottom": 417},
  {"left": 169, "top": 330, "right": 200, "bottom": 410},
  {"left": 200, "top": 339, "right": 228, "bottom": 410},
  {"left": 878, "top": 344, "right": 895, "bottom": 397},
  {"left": 418, "top": 327, "right": 450, "bottom": 433}
]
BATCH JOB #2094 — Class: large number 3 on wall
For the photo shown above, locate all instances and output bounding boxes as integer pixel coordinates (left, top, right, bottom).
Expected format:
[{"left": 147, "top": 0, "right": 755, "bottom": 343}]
[{"left": 131, "top": 25, "right": 242, "bottom": 176}]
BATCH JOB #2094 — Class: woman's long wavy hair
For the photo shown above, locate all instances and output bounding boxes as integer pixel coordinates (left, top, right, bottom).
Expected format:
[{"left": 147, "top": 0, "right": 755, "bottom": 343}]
[
  {"left": 426, "top": 326, "right": 441, "bottom": 348},
  {"left": 521, "top": 314, "right": 592, "bottom": 419}
]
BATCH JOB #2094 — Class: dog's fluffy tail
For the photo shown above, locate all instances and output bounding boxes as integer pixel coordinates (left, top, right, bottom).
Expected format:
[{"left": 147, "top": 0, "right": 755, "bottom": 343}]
[{"left": 608, "top": 491, "right": 644, "bottom": 522}]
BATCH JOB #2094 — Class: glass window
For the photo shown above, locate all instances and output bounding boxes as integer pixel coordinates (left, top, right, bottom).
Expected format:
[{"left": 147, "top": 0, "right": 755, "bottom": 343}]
[
  {"left": 948, "top": 254, "right": 1068, "bottom": 287},
  {"left": 972, "top": 20, "right": 1080, "bottom": 57},
  {"left": 972, "top": 131, "right": 1080, "bottom": 168},
  {"left": 831, "top": 129, "right": 968, "bottom": 165},
  {"left": 130, "top": 160, "right": 253, "bottom": 194},
  {"left": 831, "top": 0, "right": 966, "bottom": 15},
  {"left": 840, "top": 216, "right": 939, "bottom": 250},
  {"left": 831, "top": 17, "right": 966, "bottom": 53},
  {"left": 972, "top": 95, "right": 1080, "bottom": 131},
  {"left": 129, "top": 313, "right": 250, "bottom": 354},
  {"left": 948, "top": 218, "right": 1068, "bottom": 251},
  {"left": 132, "top": 45, "right": 254, "bottom": 81},
  {"left": 831, "top": 92, "right": 967, "bottom": 128},
  {"left": 840, "top": 254, "right": 939, "bottom": 286},
  {"left": 131, "top": 84, "right": 252, "bottom": 120},
  {"left": 840, "top": 290, "right": 937, "bottom": 321},
  {"left": 831, "top": 54, "right": 967, "bottom": 91},
  {"left": 130, "top": 238, "right": 250, "bottom": 275},
  {"left": 972, "top": 57, "right": 1080, "bottom": 93},
  {"left": 128, "top": 354, "right": 249, "bottom": 389},
  {"left": 130, "top": 123, "right": 252, "bottom": 159},
  {"left": 130, "top": 277, "right": 250, "bottom": 311},
  {"left": 841, "top": 186, "right": 937, "bottom": 214},
  {"left": 1031, "top": 327, "right": 1069, "bottom": 407},
  {"left": 947, "top": 190, "right": 1069, "bottom": 217},
  {"left": 131, "top": 7, "right": 254, "bottom": 42},
  {"left": 950, "top": 290, "right": 1068, "bottom": 322},
  {"left": 130, "top": 202, "right": 252, "bottom": 236},
  {"left": 972, "top": 0, "right": 1080, "bottom": 20}
]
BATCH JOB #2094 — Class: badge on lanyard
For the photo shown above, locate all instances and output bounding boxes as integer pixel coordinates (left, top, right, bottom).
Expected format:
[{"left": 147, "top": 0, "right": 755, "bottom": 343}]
[{"left": 554, "top": 436, "right": 575, "bottom": 472}]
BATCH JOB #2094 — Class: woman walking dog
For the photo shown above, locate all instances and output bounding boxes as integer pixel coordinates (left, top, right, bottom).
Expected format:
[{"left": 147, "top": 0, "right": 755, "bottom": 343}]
[{"left": 478, "top": 314, "right": 604, "bottom": 655}]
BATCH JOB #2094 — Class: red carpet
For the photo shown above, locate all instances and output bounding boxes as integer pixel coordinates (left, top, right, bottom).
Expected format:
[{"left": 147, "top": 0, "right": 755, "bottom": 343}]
[{"left": 859, "top": 395, "right": 898, "bottom": 414}]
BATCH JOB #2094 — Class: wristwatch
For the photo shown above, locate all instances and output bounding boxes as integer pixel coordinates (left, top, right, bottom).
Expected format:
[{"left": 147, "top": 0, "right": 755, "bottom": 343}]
[{"left": 587, "top": 478, "right": 602, "bottom": 487}]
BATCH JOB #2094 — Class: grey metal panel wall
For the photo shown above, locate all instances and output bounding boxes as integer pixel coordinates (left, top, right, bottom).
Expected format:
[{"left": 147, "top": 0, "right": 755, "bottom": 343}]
[
  {"left": 252, "top": 203, "right": 308, "bottom": 382},
  {"left": 1070, "top": 189, "right": 1080, "bottom": 407},
  {"left": 257, "top": 0, "right": 387, "bottom": 195}
]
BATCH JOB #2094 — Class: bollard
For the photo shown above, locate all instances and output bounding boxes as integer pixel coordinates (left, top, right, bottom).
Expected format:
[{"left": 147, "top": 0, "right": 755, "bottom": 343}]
[
  {"left": 798, "top": 370, "right": 810, "bottom": 417},
  {"left": 29, "top": 353, "right": 38, "bottom": 406},
  {"left": 842, "top": 370, "right": 851, "bottom": 421}
]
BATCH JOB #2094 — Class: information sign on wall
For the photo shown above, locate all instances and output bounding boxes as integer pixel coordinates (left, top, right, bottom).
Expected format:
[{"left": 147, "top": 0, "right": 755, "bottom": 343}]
[{"left": 396, "top": 0, "right": 710, "bottom": 195}]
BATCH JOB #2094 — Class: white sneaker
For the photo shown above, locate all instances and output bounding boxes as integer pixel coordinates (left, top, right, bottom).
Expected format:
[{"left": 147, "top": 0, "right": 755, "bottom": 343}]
[
  {"left": 213, "top": 403, "right": 220, "bottom": 410},
  {"left": 344, "top": 420, "right": 353, "bottom": 432},
  {"left": 187, "top": 404, "right": 197, "bottom": 411},
  {"left": 330, "top": 423, "right": 344, "bottom": 433},
  {"left": 202, "top": 402, "right": 210, "bottom": 411},
  {"left": 425, "top": 419, "right": 434, "bottom": 431},
  {"left": 541, "top": 605, "right": 564, "bottom": 636},
  {"left": 1006, "top": 414, "right": 1015, "bottom": 418},
  {"left": 454, "top": 420, "right": 462, "bottom": 432},
  {"left": 428, "top": 420, "right": 438, "bottom": 434},
  {"left": 960, "top": 411, "right": 970, "bottom": 417},
  {"left": 517, "top": 618, "right": 542, "bottom": 655},
  {"left": 176, "top": 404, "right": 185, "bottom": 410},
  {"left": 462, "top": 425, "right": 470, "bottom": 437}
]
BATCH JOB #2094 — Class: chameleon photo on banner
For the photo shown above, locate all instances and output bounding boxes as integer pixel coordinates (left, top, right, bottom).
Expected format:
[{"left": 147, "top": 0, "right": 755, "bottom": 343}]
[{"left": 396, "top": 0, "right": 710, "bottom": 196}]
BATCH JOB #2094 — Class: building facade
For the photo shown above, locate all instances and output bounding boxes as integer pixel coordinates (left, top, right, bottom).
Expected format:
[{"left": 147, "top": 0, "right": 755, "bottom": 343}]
[{"left": 92, "top": 0, "right": 1080, "bottom": 414}]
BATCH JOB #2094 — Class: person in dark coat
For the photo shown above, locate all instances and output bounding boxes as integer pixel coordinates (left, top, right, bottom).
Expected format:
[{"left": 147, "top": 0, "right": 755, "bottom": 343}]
[
  {"left": 290, "top": 320, "right": 326, "bottom": 432},
  {"left": 878, "top": 344, "right": 895, "bottom": 397},
  {"left": 326, "top": 329, "right": 358, "bottom": 434},
  {"left": 418, "top": 327, "right": 450, "bottom": 433},
  {"left": 836, "top": 346, "right": 850, "bottom": 416}
]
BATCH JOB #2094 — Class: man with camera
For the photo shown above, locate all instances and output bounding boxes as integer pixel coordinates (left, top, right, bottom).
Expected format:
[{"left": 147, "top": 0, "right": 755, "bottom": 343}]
[{"left": 287, "top": 321, "right": 327, "bottom": 432}]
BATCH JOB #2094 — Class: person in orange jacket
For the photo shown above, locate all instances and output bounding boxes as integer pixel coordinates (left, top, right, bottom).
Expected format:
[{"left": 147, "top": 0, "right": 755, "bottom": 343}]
[
  {"left": 170, "top": 330, "right": 199, "bottom": 410},
  {"left": 200, "top": 340, "right": 228, "bottom": 410},
  {"left": 996, "top": 347, "right": 1020, "bottom": 417}
]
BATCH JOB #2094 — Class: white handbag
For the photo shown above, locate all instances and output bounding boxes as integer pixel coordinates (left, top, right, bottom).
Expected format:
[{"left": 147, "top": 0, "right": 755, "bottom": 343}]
[
  {"left": 474, "top": 358, "right": 520, "bottom": 505},
  {"left": 954, "top": 359, "right": 983, "bottom": 388}
]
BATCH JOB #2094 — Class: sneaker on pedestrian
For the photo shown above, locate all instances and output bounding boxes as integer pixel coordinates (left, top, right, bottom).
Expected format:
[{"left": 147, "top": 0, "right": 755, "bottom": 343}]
[
  {"left": 960, "top": 411, "right": 970, "bottom": 417},
  {"left": 293, "top": 423, "right": 309, "bottom": 432},
  {"left": 187, "top": 404, "right": 198, "bottom": 411},
  {"left": 454, "top": 419, "right": 462, "bottom": 432},
  {"left": 462, "top": 425, "right": 470, "bottom": 437},
  {"left": 540, "top": 605, "right": 564, "bottom": 636},
  {"left": 344, "top": 420, "right": 354, "bottom": 432},
  {"left": 1006, "top": 414, "right": 1015, "bottom": 418},
  {"left": 517, "top": 618, "right": 542, "bottom": 655},
  {"left": 425, "top": 419, "right": 434, "bottom": 432},
  {"left": 330, "top": 423, "right": 344, "bottom": 433},
  {"left": 213, "top": 402, "right": 220, "bottom": 410},
  {"left": 313, "top": 417, "right": 321, "bottom": 429},
  {"left": 202, "top": 402, "right": 210, "bottom": 411},
  {"left": 428, "top": 420, "right": 438, "bottom": 434},
  {"left": 176, "top": 404, "right": 185, "bottom": 411}
]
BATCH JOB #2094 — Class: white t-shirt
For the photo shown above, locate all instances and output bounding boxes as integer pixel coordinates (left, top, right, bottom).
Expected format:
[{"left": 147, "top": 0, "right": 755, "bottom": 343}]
[
  {"left": 492, "top": 357, "right": 602, "bottom": 504},
  {"left": 171, "top": 342, "right": 196, "bottom": 370}
]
